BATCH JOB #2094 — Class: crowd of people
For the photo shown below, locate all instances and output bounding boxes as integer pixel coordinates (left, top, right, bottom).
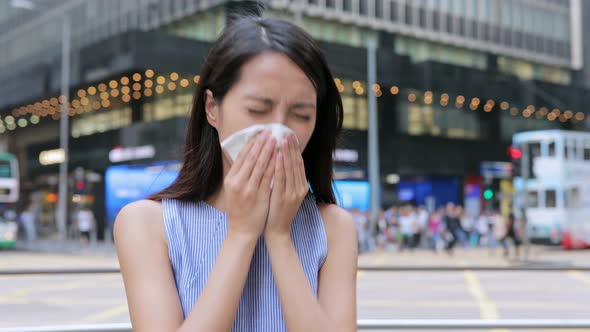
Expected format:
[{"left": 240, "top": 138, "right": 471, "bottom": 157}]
[{"left": 351, "top": 202, "right": 522, "bottom": 257}]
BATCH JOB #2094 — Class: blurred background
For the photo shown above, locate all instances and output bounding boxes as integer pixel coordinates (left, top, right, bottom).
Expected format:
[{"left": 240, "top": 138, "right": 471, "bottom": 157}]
[{"left": 0, "top": 0, "right": 589, "bottom": 331}]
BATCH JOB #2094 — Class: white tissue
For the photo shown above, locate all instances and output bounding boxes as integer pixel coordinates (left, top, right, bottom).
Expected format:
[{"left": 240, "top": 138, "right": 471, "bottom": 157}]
[{"left": 220, "top": 123, "right": 297, "bottom": 162}]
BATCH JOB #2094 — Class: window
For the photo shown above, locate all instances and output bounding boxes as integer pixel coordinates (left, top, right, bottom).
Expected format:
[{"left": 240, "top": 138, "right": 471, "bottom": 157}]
[
  {"left": 548, "top": 142, "right": 556, "bottom": 157},
  {"left": 0, "top": 160, "right": 11, "bottom": 178},
  {"left": 545, "top": 189, "right": 556, "bottom": 208},
  {"left": 390, "top": 0, "right": 399, "bottom": 22},
  {"left": 565, "top": 140, "right": 575, "bottom": 160},
  {"left": 340, "top": 80, "right": 368, "bottom": 130},
  {"left": 375, "top": 0, "right": 384, "bottom": 18},
  {"left": 565, "top": 188, "right": 580, "bottom": 208},
  {"left": 398, "top": 91, "right": 481, "bottom": 139},
  {"left": 527, "top": 191, "right": 538, "bottom": 208}
]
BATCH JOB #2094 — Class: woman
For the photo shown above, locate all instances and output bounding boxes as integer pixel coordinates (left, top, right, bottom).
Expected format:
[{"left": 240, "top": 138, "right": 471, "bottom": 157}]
[{"left": 114, "top": 16, "right": 358, "bottom": 332}]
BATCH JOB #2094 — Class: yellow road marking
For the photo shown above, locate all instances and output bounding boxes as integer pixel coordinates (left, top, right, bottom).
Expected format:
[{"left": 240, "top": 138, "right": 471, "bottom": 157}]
[
  {"left": 77, "top": 304, "right": 129, "bottom": 324},
  {"left": 463, "top": 270, "right": 508, "bottom": 332}
]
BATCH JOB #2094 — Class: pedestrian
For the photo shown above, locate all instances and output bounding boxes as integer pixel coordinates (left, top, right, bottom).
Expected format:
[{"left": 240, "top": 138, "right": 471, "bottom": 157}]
[
  {"left": 427, "top": 209, "right": 443, "bottom": 252},
  {"left": 77, "top": 206, "right": 95, "bottom": 244},
  {"left": 351, "top": 208, "right": 370, "bottom": 253},
  {"left": 501, "top": 213, "right": 522, "bottom": 258},
  {"left": 398, "top": 204, "right": 417, "bottom": 251},
  {"left": 114, "top": 16, "right": 357, "bottom": 332},
  {"left": 443, "top": 202, "right": 462, "bottom": 254},
  {"left": 19, "top": 203, "right": 36, "bottom": 241},
  {"left": 415, "top": 205, "right": 429, "bottom": 248}
]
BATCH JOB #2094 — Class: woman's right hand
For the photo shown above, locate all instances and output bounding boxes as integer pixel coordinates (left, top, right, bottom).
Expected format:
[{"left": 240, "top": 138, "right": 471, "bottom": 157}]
[{"left": 224, "top": 130, "right": 276, "bottom": 239}]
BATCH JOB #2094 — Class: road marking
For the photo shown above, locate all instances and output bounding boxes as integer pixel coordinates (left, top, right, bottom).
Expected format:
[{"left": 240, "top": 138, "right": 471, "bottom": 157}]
[
  {"left": 464, "top": 270, "right": 508, "bottom": 332},
  {"left": 77, "top": 304, "right": 129, "bottom": 324},
  {"left": 567, "top": 270, "right": 590, "bottom": 287}
]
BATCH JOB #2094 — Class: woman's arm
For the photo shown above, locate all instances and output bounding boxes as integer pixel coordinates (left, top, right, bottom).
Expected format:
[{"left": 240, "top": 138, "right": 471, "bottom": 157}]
[
  {"left": 115, "top": 200, "right": 259, "bottom": 332},
  {"left": 266, "top": 204, "right": 358, "bottom": 332}
]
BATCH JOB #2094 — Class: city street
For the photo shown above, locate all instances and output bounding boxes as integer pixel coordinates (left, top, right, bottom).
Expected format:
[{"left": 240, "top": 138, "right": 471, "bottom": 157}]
[{"left": 1, "top": 247, "right": 589, "bottom": 331}]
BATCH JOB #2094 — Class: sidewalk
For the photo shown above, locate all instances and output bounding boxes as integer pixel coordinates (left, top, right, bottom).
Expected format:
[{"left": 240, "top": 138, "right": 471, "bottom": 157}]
[
  {"left": 12, "top": 238, "right": 117, "bottom": 256},
  {"left": 359, "top": 245, "right": 590, "bottom": 268}
]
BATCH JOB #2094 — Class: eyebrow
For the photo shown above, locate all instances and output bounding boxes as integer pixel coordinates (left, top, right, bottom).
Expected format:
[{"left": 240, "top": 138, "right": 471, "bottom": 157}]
[{"left": 245, "top": 95, "right": 316, "bottom": 111}]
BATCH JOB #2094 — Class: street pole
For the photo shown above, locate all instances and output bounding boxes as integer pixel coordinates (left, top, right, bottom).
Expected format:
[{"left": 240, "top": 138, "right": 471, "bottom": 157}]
[
  {"left": 367, "top": 38, "right": 380, "bottom": 239},
  {"left": 57, "top": 15, "right": 70, "bottom": 241},
  {"left": 521, "top": 143, "right": 530, "bottom": 260}
]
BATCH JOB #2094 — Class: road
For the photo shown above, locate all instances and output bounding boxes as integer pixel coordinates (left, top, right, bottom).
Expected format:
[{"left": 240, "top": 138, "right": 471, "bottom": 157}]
[{"left": 1, "top": 247, "right": 589, "bottom": 331}]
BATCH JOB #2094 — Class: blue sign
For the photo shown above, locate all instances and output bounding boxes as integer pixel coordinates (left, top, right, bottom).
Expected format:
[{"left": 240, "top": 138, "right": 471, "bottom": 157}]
[
  {"left": 480, "top": 161, "right": 513, "bottom": 178},
  {"left": 105, "top": 162, "right": 180, "bottom": 225},
  {"left": 106, "top": 162, "right": 371, "bottom": 224},
  {"left": 333, "top": 180, "right": 371, "bottom": 212}
]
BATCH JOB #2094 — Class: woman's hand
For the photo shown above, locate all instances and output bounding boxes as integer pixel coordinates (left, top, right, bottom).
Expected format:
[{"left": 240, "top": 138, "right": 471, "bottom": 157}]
[
  {"left": 225, "top": 130, "right": 276, "bottom": 239},
  {"left": 265, "top": 134, "right": 309, "bottom": 240}
]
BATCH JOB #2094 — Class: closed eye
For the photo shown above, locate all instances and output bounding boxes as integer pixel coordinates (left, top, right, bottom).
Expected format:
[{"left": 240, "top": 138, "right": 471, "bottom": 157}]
[
  {"left": 293, "top": 113, "right": 311, "bottom": 121},
  {"left": 248, "top": 109, "right": 268, "bottom": 116}
]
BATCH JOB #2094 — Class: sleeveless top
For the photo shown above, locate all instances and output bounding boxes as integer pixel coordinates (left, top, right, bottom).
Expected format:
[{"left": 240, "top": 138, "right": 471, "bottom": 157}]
[{"left": 162, "top": 193, "right": 328, "bottom": 332}]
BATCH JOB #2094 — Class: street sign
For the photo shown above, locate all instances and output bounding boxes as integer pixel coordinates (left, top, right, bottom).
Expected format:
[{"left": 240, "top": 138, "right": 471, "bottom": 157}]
[{"left": 480, "top": 161, "right": 513, "bottom": 179}]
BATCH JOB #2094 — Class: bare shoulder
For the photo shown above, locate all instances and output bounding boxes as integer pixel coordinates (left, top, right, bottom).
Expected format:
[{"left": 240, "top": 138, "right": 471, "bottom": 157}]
[
  {"left": 318, "top": 203, "right": 358, "bottom": 244},
  {"left": 114, "top": 199, "right": 166, "bottom": 246}
]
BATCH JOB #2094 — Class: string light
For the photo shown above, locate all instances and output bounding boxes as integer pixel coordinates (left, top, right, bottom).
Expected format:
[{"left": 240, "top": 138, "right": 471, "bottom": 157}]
[
  {"left": 98, "top": 83, "right": 107, "bottom": 92},
  {"left": 390, "top": 86, "right": 399, "bottom": 95},
  {"left": 133, "top": 73, "right": 142, "bottom": 82},
  {"left": 157, "top": 76, "right": 166, "bottom": 85},
  {"left": 408, "top": 93, "right": 416, "bottom": 102},
  {"left": 194, "top": 75, "right": 200, "bottom": 84},
  {"left": 170, "top": 72, "right": 179, "bottom": 81},
  {"left": 145, "top": 69, "right": 154, "bottom": 78},
  {"left": 180, "top": 79, "right": 189, "bottom": 88},
  {"left": 109, "top": 80, "right": 118, "bottom": 89},
  {"left": 575, "top": 112, "right": 585, "bottom": 121},
  {"left": 120, "top": 77, "right": 130, "bottom": 85},
  {"left": 87, "top": 87, "right": 97, "bottom": 96}
]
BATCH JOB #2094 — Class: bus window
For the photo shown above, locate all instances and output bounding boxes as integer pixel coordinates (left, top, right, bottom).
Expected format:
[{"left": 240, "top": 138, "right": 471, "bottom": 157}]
[
  {"left": 584, "top": 140, "right": 590, "bottom": 161},
  {"left": 548, "top": 142, "right": 556, "bottom": 157},
  {"left": 565, "top": 188, "right": 580, "bottom": 208},
  {"left": 526, "top": 142, "right": 541, "bottom": 179},
  {"left": 0, "top": 160, "right": 11, "bottom": 178},
  {"left": 527, "top": 191, "right": 538, "bottom": 208},
  {"left": 545, "top": 189, "right": 556, "bottom": 208},
  {"left": 565, "top": 140, "right": 576, "bottom": 160}
]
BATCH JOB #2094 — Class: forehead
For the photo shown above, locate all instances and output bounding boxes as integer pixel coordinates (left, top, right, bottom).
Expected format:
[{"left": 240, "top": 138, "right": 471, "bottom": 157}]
[{"left": 233, "top": 52, "right": 317, "bottom": 100}]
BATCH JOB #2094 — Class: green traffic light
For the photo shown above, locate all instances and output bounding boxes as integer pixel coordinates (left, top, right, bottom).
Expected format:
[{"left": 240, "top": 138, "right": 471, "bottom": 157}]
[{"left": 484, "top": 189, "right": 494, "bottom": 200}]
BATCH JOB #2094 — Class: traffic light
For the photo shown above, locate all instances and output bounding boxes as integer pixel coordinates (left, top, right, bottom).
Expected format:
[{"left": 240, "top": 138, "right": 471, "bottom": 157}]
[
  {"left": 483, "top": 188, "right": 494, "bottom": 200},
  {"left": 508, "top": 146, "right": 522, "bottom": 177}
]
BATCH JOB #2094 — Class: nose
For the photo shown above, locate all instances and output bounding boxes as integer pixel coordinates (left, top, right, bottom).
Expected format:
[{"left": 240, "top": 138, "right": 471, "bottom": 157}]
[{"left": 272, "top": 109, "right": 288, "bottom": 125}]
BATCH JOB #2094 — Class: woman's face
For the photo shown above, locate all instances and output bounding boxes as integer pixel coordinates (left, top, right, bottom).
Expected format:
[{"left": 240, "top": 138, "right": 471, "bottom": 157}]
[{"left": 206, "top": 52, "right": 318, "bottom": 153}]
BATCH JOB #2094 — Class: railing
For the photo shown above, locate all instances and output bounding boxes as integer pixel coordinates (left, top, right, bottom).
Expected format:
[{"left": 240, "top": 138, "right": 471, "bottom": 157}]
[
  {"left": 2, "top": 265, "right": 590, "bottom": 275},
  {"left": 4, "top": 320, "right": 590, "bottom": 332}
]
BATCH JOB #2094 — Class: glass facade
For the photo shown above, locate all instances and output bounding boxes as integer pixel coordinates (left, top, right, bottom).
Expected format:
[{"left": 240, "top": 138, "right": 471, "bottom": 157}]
[
  {"left": 395, "top": 36, "right": 487, "bottom": 69},
  {"left": 165, "top": 8, "right": 226, "bottom": 42},
  {"left": 339, "top": 79, "right": 369, "bottom": 130},
  {"left": 398, "top": 90, "right": 481, "bottom": 140},
  {"left": 72, "top": 107, "right": 132, "bottom": 138}
]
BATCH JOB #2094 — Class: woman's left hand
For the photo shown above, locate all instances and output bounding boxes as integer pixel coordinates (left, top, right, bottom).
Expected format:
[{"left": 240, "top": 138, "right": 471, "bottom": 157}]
[{"left": 265, "top": 134, "right": 309, "bottom": 240}]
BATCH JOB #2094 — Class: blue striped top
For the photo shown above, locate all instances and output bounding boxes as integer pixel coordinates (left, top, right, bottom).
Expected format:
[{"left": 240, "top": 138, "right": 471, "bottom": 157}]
[{"left": 162, "top": 193, "right": 328, "bottom": 331}]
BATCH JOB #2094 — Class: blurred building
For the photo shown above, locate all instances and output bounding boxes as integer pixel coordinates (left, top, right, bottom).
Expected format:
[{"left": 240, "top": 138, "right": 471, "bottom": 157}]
[{"left": 0, "top": 0, "right": 589, "bottom": 238}]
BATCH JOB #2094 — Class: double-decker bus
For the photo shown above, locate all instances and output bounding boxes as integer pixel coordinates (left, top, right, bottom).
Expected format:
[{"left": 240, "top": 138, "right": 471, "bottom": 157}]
[
  {"left": 0, "top": 152, "right": 19, "bottom": 248},
  {"left": 512, "top": 130, "right": 590, "bottom": 249}
]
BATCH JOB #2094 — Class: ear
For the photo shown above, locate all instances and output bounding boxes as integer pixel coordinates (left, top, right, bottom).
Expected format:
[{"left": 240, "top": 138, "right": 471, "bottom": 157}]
[{"left": 204, "top": 89, "right": 219, "bottom": 129}]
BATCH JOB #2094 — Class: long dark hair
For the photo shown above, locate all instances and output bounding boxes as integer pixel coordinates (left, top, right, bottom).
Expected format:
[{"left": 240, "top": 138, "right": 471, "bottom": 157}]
[{"left": 150, "top": 16, "right": 343, "bottom": 204}]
